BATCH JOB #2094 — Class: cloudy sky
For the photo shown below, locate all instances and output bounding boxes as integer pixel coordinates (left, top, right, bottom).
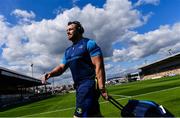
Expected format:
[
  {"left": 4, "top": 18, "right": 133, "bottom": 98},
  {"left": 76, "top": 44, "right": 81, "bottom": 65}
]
[{"left": 0, "top": 0, "right": 180, "bottom": 84}]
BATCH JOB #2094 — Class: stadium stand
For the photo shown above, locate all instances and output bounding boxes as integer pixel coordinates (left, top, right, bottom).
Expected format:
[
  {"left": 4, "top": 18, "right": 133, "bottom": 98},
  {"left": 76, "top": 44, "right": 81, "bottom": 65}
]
[
  {"left": 126, "top": 72, "right": 141, "bottom": 82},
  {"left": 0, "top": 66, "right": 50, "bottom": 108},
  {"left": 139, "top": 52, "right": 180, "bottom": 80}
]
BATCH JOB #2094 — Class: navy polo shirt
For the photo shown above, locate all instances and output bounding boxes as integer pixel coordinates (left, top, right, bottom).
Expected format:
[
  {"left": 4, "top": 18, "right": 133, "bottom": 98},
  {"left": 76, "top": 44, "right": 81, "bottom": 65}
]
[{"left": 61, "top": 38, "right": 102, "bottom": 85}]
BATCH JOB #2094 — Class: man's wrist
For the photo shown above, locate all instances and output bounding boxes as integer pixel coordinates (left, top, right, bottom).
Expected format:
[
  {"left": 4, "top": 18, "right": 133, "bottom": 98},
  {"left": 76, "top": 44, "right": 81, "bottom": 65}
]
[
  {"left": 99, "top": 88, "right": 106, "bottom": 93},
  {"left": 45, "top": 72, "right": 51, "bottom": 79}
]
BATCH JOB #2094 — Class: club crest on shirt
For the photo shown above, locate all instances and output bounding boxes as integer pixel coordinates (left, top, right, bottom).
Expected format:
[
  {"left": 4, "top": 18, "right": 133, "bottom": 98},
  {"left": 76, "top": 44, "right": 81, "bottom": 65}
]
[
  {"left": 78, "top": 45, "right": 83, "bottom": 49},
  {"left": 76, "top": 107, "right": 82, "bottom": 114}
]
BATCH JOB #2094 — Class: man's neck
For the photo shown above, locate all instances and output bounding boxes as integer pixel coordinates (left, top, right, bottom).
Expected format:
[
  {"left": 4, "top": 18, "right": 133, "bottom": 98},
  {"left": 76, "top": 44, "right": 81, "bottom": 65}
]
[{"left": 72, "top": 36, "right": 83, "bottom": 44}]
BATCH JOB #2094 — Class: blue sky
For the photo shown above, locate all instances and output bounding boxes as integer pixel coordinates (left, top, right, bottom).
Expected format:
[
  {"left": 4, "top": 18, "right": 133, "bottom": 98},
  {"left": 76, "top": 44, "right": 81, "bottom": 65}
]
[
  {"left": 0, "top": 0, "right": 180, "bottom": 84},
  {"left": 134, "top": 0, "right": 180, "bottom": 33},
  {"left": 0, "top": 0, "right": 106, "bottom": 24}
]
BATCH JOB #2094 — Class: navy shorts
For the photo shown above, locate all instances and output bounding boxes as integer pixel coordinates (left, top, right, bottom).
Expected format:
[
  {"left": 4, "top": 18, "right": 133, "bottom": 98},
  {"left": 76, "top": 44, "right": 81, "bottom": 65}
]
[{"left": 74, "top": 79, "right": 101, "bottom": 117}]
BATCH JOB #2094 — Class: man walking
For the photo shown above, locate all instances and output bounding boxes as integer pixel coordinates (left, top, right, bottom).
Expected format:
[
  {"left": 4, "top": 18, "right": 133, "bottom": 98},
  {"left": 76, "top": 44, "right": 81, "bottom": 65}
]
[{"left": 42, "top": 21, "right": 108, "bottom": 117}]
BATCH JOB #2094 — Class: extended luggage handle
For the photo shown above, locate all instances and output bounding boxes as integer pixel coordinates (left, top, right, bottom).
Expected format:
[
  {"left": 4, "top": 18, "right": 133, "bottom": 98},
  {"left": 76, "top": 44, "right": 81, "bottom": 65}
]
[
  {"left": 108, "top": 96, "right": 134, "bottom": 117},
  {"left": 108, "top": 96, "right": 124, "bottom": 110}
]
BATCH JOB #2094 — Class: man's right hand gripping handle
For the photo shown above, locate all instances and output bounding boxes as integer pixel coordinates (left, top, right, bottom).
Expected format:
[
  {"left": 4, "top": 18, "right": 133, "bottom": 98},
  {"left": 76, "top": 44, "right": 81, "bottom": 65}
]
[{"left": 41, "top": 73, "right": 51, "bottom": 84}]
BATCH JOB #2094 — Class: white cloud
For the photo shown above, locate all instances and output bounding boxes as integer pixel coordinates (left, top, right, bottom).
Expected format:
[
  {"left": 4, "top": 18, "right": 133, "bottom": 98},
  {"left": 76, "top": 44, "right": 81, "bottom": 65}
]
[
  {"left": 134, "top": 0, "right": 160, "bottom": 7},
  {"left": 105, "top": 63, "right": 126, "bottom": 78},
  {"left": 113, "top": 23, "right": 180, "bottom": 61},
  {"left": 72, "top": 0, "right": 80, "bottom": 6},
  {"left": 12, "top": 9, "right": 35, "bottom": 19},
  {"left": 105, "top": 63, "right": 113, "bottom": 70},
  {"left": 0, "top": 15, "right": 9, "bottom": 46},
  {"left": 53, "top": 6, "right": 67, "bottom": 15},
  {"left": 0, "top": 15, "right": 5, "bottom": 21},
  {"left": 2, "top": 0, "right": 178, "bottom": 80},
  {"left": 11, "top": 9, "right": 36, "bottom": 24}
]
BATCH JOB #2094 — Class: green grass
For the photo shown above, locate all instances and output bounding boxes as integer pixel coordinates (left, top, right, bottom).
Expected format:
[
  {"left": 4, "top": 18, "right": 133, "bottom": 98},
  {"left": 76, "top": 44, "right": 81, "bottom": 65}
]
[{"left": 0, "top": 75, "right": 180, "bottom": 117}]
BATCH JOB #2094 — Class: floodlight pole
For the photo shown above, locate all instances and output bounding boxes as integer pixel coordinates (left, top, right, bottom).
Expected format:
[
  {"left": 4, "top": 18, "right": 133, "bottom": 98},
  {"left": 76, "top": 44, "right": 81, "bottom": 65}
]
[
  {"left": 52, "top": 77, "right": 55, "bottom": 94},
  {"left": 31, "top": 63, "right": 33, "bottom": 77},
  {"left": 144, "top": 59, "right": 148, "bottom": 65},
  {"left": 168, "top": 49, "right": 173, "bottom": 55}
]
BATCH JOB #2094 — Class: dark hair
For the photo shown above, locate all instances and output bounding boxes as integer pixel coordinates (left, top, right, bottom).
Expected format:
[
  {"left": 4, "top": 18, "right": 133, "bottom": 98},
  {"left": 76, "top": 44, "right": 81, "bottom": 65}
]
[{"left": 68, "top": 21, "right": 84, "bottom": 34}]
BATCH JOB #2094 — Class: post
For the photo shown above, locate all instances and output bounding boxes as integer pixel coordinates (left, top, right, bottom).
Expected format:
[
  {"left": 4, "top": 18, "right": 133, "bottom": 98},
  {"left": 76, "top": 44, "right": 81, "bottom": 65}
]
[
  {"left": 168, "top": 49, "right": 173, "bottom": 55},
  {"left": 31, "top": 63, "right": 33, "bottom": 77},
  {"left": 52, "top": 77, "right": 55, "bottom": 94}
]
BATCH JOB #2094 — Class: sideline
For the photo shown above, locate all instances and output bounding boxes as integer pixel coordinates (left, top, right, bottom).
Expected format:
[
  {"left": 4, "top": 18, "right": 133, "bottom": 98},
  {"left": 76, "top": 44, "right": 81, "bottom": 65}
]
[{"left": 21, "top": 86, "right": 180, "bottom": 117}]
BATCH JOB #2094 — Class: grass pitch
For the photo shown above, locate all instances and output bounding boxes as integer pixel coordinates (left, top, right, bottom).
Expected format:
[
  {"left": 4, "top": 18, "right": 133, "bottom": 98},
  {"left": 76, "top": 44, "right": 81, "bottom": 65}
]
[{"left": 0, "top": 75, "right": 180, "bottom": 117}]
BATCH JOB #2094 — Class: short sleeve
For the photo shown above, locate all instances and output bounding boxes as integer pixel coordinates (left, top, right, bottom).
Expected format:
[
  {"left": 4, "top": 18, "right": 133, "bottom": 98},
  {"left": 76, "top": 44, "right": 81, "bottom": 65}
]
[
  {"left": 87, "top": 39, "right": 102, "bottom": 57},
  {"left": 60, "top": 53, "right": 67, "bottom": 65}
]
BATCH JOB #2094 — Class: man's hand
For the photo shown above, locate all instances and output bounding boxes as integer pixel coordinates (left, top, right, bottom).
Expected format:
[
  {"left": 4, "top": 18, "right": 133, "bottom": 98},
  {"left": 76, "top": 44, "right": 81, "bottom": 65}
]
[
  {"left": 100, "top": 88, "right": 109, "bottom": 100},
  {"left": 41, "top": 73, "right": 50, "bottom": 84}
]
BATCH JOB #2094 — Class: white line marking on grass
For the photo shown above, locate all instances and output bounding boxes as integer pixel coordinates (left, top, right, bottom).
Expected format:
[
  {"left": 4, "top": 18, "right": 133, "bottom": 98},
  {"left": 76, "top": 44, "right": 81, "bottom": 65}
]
[
  {"left": 108, "top": 86, "right": 180, "bottom": 102},
  {"left": 134, "top": 85, "right": 180, "bottom": 97},
  {"left": 21, "top": 86, "right": 180, "bottom": 117},
  {"left": 22, "top": 99, "right": 127, "bottom": 117},
  {"left": 100, "top": 97, "right": 129, "bottom": 104},
  {"left": 109, "top": 94, "right": 132, "bottom": 98},
  {"left": 21, "top": 107, "right": 75, "bottom": 117}
]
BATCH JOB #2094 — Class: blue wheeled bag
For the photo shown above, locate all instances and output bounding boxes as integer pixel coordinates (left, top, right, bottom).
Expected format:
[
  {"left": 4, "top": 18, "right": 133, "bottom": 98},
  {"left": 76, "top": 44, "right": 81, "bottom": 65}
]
[{"left": 108, "top": 96, "right": 174, "bottom": 117}]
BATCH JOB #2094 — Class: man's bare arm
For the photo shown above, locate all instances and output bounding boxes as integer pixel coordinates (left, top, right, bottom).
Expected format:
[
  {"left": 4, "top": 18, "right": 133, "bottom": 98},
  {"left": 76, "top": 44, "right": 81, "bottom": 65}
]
[
  {"left": 91, "top": 56, "right": 105, "bottom": 89},
  {"left": 91, "top": 55, "right": 108, "bottom": 100},
  {"left": 41, "top": 64, "right": 67, "bottom": 84}
]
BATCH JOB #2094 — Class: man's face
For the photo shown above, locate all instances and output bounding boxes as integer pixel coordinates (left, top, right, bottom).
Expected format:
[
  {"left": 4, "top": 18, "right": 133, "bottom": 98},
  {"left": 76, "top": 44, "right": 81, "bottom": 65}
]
[{"left": 66, "top": 24, "right": 79, "bottom": 41}]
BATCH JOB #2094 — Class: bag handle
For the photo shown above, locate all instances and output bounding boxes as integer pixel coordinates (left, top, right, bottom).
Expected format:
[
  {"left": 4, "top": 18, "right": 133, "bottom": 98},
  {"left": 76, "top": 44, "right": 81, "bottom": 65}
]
[
  {"left": 108, "top": 96, "right": 134, "bottom": 117},
  {"left": 108, "top": 96, "right": 124, "bottom": 110}
]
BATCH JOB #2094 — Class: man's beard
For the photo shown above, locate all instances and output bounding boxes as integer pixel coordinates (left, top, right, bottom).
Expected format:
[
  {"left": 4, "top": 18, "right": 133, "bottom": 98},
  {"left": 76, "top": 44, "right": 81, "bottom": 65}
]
[{"left": 68, "top": 33, "right": 79, "bottom": 42}]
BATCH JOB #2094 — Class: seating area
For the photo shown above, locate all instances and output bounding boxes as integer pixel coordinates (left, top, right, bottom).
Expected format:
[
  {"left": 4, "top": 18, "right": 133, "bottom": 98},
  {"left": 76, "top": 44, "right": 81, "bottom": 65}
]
[{"left": 142, "top": 68, "right": 180, "bottom": 80}]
